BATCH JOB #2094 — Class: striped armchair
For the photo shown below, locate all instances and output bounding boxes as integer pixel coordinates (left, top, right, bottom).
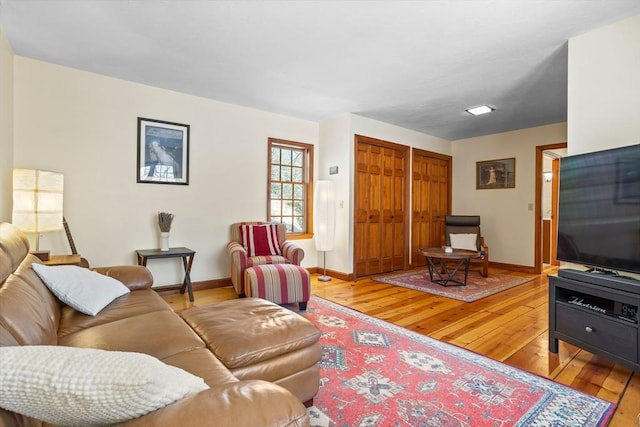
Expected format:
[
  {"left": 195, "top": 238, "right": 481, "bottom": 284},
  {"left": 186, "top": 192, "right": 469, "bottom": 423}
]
[{"left": 226, "top": 221, "right": 305, "bottom": 296}]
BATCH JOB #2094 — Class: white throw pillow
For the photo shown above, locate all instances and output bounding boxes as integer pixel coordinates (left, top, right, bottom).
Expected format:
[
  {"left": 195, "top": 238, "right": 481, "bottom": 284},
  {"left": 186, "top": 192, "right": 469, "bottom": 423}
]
[
  {"left": 32, "top": 263, "right": 130, "bottom": 316},
  {"left": 0, "top": 346, "right": 209, "bottom": 426},
  {"left": 449, "top": 233, "right": 478, "bottom": 251}
]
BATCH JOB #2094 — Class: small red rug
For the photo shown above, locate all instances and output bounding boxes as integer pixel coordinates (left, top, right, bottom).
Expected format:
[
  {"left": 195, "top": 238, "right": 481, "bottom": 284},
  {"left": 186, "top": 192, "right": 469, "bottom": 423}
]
[
  {"left": 303, "top": 296, "right": 615, "bottom": 427},
  {"left": 374, "top": 269, "right": 533, "bottom": 302}
]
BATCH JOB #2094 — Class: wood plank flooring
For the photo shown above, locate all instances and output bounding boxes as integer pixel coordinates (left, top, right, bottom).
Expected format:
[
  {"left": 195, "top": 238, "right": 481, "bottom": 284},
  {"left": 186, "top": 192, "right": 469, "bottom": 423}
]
[{"left": 162, "top": 265, "right": 640, "bottom": 426}]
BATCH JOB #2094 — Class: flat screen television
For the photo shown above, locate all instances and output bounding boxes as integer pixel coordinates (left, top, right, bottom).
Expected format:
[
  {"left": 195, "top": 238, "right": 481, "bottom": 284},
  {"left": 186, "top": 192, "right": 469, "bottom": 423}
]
[{"left": 556, "top": 144, "right": 640, "bottom": 275}]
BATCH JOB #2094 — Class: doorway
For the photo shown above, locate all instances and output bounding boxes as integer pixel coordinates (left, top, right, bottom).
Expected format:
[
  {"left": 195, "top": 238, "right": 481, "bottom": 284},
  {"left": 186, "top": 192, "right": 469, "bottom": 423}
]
[{"left": 534, "top": 143, "right": 567, "bottom": 274}]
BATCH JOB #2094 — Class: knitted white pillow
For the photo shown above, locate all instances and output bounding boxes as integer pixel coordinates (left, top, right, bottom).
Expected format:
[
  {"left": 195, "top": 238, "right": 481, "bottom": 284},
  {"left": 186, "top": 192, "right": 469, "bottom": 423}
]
[
  {"left": 32, "top": 263, "right": 130, "bottom": 316},
  {"left": 0, "top": 346, "right": 209, "bottom": 426}
]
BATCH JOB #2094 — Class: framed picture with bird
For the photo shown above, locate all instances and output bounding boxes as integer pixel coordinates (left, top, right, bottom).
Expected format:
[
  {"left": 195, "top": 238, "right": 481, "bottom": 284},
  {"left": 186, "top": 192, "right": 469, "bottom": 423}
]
[{"left": 137, "top": 117, "right": 190, "bottom": 185}]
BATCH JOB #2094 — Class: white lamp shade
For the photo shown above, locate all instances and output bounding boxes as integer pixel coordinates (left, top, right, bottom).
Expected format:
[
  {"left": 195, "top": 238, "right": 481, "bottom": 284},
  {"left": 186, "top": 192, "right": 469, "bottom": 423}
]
[
  {"left": 314, "top": 180, "right": 336, "bottom": 251},
  {"left": 12, "top": 169, "right": 64, "bottom": 233}
]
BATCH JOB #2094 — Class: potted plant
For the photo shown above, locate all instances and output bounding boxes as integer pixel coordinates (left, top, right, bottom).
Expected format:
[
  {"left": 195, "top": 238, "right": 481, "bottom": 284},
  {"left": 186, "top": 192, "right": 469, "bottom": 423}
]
[{"left": 158, "top": 212, "right": 174, "bottom": 251}]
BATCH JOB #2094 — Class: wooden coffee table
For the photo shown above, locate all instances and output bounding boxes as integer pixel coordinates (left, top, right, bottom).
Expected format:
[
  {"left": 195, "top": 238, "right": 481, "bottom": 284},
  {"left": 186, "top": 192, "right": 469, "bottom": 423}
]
[{"left": 419, "top": 247, "right": 481, "bottom": 287}]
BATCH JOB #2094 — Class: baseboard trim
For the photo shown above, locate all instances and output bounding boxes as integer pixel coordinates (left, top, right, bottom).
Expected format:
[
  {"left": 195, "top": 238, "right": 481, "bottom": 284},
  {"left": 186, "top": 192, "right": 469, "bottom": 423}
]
[
  {"left": 153, "top": 277, "right": 232, "bottom": 295},
  {"left": 488, "top": 262, "right": 536, "bottom": 274},
  {"left": 307, "top": 267, "right": 354, "bottom": 281},
  {"left": 408, "top": 261, "right": 535, "bottom": 275},
  {"left": 153, "top": 262, "right": 539, "bottom": 295}
]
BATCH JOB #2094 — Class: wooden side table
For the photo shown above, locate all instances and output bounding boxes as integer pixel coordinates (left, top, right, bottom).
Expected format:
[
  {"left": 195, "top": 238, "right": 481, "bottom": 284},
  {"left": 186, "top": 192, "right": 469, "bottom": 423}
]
[
  {"left": 43, "top": 254, "right": 83, "bottom": 266},
  {"left": 135, "top": 247, "right": 196, "bottom": 302}
]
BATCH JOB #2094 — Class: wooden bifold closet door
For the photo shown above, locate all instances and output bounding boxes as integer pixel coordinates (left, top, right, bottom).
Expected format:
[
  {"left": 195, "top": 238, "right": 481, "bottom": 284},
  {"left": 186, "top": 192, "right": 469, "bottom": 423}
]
[
  {"left": 411, "top": 149, "right": 452, "bottom": 267},
  {"left": 354, "top": 135, "right": 409, "bottom": 278}
]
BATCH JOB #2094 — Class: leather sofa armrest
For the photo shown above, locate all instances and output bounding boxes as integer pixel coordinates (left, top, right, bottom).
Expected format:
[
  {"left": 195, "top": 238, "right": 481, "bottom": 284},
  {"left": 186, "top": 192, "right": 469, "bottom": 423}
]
[
  {"left": 281, "top": 241, "right": 304, "bottom": 265},
  {"left": 92, "top": 265, "right": 153, "bottom": 291},
  {"left": 120, "top": 380, "right": 309, "bottom": 427}
]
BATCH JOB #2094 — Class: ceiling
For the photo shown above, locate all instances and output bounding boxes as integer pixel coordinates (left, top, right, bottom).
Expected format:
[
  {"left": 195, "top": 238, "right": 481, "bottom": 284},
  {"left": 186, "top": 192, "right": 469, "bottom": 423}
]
[{"left": 1, "top": 1, "right": 639, "bottom": 141}]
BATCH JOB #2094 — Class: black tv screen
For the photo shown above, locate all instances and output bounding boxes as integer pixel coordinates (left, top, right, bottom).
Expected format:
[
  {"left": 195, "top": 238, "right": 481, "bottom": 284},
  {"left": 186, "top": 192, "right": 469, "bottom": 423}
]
[{"left": 556, "top": 144, "right": 640, "bottom": 274}]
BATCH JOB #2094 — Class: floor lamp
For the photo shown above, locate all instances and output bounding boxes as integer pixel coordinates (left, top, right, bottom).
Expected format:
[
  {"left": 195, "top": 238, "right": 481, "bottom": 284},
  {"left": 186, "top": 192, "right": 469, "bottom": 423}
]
[
  {"left": 314, "top": 180, "right": 336, "bottom": 282},
  {"left": 12, "top": 169, "right": 64, "bottom": 261}
]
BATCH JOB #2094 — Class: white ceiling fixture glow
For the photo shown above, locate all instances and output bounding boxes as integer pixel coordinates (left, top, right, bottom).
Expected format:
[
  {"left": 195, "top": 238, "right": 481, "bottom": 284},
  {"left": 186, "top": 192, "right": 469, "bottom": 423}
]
[{"left": 466, "top": 105, "right": 494, "bottom": 116}]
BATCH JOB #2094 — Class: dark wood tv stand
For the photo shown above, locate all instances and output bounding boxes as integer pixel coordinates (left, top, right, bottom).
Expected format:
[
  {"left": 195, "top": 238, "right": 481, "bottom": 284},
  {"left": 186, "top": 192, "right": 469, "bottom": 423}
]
[{"left": 549, "top": 269, "right": 640, "bottom": 371}]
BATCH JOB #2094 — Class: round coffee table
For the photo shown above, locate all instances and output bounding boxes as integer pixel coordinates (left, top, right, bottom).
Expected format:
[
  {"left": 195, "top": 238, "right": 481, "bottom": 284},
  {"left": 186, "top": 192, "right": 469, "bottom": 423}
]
[{"left": 419, "top": 247, "right": 481, "bottom": 287}]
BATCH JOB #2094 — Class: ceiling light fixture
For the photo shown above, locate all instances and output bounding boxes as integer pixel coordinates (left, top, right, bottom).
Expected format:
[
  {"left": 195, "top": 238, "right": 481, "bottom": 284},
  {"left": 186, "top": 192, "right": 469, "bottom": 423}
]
[{"left": 466, "top": 105, "right": 494, "bottom": 116}]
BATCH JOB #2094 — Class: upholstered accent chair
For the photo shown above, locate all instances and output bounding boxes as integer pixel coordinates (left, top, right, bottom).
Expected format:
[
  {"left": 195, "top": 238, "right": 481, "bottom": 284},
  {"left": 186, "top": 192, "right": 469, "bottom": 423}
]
[
  {"left": 226, "top": 221, "right": 305, "bottom": 296},
  {"left": 444, "top": 215, "right": 489, "bottom": 277}
]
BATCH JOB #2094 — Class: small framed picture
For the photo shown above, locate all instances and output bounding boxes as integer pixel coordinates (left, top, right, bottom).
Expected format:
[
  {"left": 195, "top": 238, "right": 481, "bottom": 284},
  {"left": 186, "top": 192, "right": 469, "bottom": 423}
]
[
  {"left": 476, "top": 158, "right": 515, "bottom": 189},
  {"left": 137, "top": 117, "right": 190, "bottom": 185}
]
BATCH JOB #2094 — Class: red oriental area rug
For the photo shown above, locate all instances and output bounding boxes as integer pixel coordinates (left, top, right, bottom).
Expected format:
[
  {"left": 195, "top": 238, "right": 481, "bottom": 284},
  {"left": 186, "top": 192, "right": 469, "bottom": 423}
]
[
  {"left": 374, "top": 269, "right": 533, "bottom": 302},
  {"left": 303, "top": 296, "right": 615, "bottom": 427}
]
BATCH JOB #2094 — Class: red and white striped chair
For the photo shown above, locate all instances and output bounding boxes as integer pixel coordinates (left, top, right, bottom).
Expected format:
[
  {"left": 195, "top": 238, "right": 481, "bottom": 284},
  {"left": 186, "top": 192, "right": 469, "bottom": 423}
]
[{"left": 226, "top": 221, "right": 305, "bottom": 297}]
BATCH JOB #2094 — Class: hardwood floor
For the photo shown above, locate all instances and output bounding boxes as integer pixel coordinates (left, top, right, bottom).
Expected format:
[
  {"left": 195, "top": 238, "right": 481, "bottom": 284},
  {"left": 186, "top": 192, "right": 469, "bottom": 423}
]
[{"left": 162, "top": 266, "right": 640, "bottom": 426}]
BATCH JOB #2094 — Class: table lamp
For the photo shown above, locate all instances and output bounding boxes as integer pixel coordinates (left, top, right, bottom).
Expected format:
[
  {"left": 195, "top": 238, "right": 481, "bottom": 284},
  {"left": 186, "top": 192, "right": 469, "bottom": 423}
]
[{"left": 12, "top": 169, "right": 64, "bottom": 261}]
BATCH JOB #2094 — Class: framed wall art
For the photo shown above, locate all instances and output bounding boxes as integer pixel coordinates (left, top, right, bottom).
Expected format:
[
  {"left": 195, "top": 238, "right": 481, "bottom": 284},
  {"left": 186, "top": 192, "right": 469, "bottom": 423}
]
[
  {"left": 137, "top": 117, "right": 190, "bottom": 185},
  {"left": 476, "top": 157, "right": 515, "bottom": 189}
]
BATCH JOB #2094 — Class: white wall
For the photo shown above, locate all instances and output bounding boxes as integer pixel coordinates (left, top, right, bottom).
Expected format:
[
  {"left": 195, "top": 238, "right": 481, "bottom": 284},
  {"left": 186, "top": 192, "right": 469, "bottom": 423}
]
[
  {"left": 0, "top": 28, "right": 13, "bottom": 222},
  {"left": 565, "top": 14, "right": 640, "bottom": 279},
  {"left": 451, "top": 123, "right": 567, "bottom": 268},
  {"left": 568, "top": 14, "right": 640, "bottom": 154},
  {"left": 349, "top": 115, "right": 452, "bottom": 156},
  {"left": 13, "top": 57, "right": 318, "bottom": 286},
  {"left": 317, "top": 114, "right": 351, "bottom": 274}
]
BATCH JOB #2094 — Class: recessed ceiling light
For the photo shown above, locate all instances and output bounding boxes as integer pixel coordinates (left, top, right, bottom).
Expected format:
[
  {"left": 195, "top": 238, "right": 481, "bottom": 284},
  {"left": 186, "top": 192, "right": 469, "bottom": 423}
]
[{"left": 466, "top": 105, "right": 494, "bottom": 116}]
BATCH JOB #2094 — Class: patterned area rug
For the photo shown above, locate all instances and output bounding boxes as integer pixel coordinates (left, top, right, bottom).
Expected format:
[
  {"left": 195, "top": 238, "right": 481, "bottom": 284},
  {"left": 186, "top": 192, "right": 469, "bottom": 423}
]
[
  {"left": 374, "top": 269, "right": 533, "bottom": 302},
  {"left": 304, "top": 296, "right": 615, "bottom": 427}
]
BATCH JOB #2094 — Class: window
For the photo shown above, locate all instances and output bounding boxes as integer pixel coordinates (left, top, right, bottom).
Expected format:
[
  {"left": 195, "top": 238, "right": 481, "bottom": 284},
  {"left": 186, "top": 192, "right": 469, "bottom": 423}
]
[{"left": 268, "top": 138, "right": 314, "bottom": 237}]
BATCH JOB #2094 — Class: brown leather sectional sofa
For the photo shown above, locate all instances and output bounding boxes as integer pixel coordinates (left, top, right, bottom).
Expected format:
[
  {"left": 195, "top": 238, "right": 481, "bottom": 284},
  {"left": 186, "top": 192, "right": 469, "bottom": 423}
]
[{"left": 0, "top": 223, "right": 321, "bottom": 426}]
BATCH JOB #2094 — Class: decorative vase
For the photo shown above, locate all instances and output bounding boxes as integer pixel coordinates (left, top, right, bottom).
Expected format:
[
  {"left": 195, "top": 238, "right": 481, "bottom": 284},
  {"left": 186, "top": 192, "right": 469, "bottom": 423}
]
[{"left": 160, "top": 232, "right": 170, "bottom": 251}]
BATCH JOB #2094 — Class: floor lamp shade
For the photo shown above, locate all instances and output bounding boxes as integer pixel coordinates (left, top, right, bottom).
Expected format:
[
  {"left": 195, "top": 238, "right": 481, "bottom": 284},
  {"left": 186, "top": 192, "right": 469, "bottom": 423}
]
[
  {"left": 12, "top": 169, "right": 64, "bottom": 251},
  {"left": 314, "top": 180, "right": 336, "bottom": 251}
]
